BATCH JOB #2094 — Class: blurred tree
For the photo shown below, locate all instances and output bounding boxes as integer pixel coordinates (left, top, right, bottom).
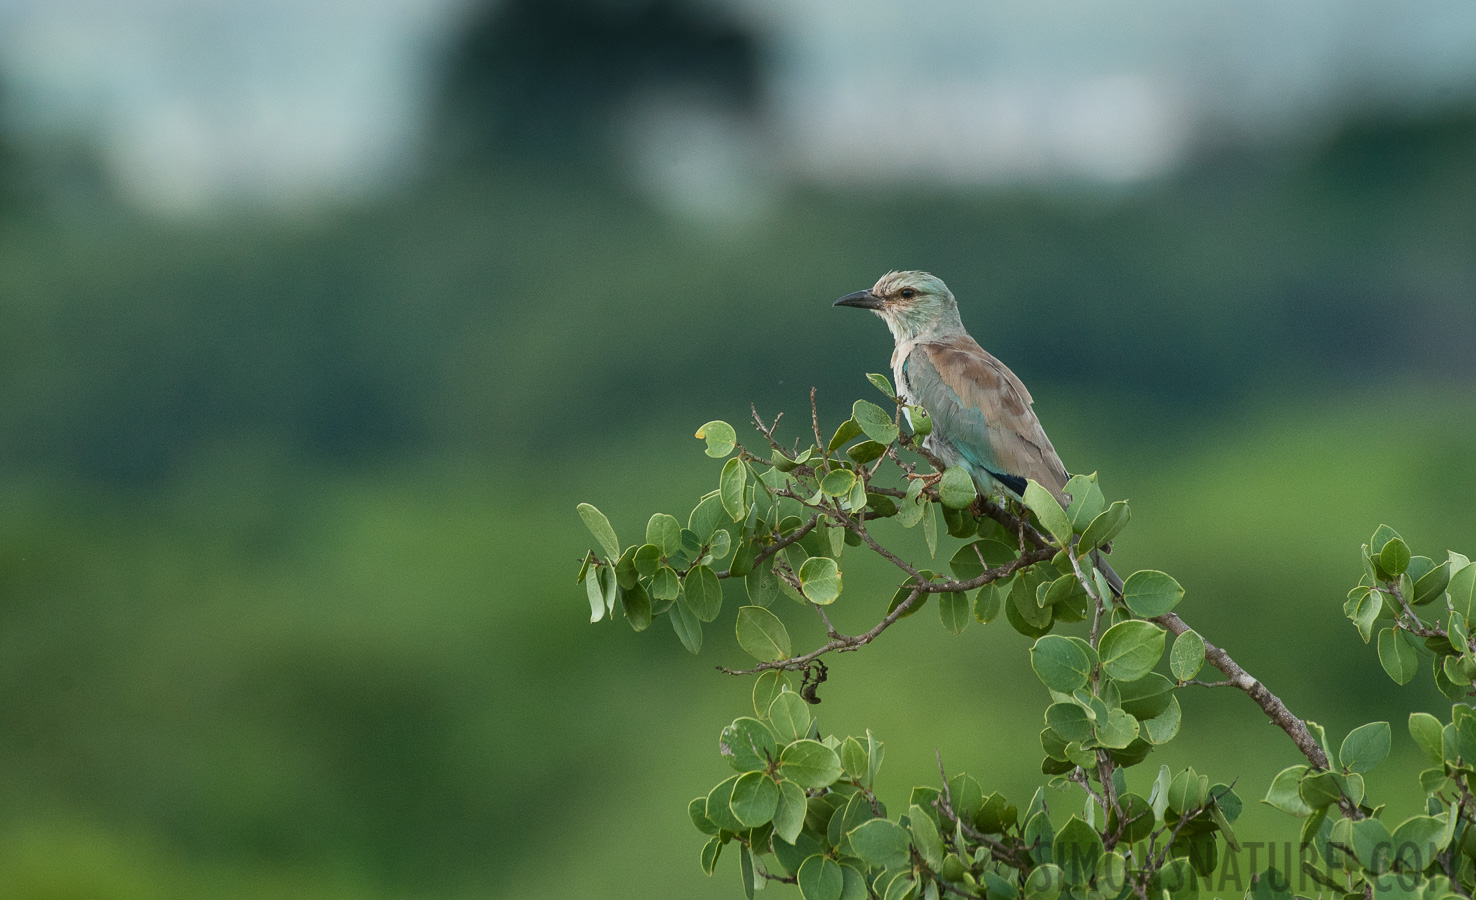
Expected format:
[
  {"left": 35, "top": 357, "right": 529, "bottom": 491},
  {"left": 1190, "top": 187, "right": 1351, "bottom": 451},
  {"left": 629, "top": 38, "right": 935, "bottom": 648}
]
[
  {"left": 0, "top": 78, "right": 24, "bottom": 216},
  {"left": 433, "top": 0, "right": 763, "bottom": 166}
]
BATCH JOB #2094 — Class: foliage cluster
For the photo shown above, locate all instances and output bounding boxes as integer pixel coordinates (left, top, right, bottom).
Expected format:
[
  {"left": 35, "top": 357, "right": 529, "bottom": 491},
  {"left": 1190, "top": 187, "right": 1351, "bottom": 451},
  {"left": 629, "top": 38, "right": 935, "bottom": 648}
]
[{"left": 579, "top": 380, "right": 1476, "bottom": 900}]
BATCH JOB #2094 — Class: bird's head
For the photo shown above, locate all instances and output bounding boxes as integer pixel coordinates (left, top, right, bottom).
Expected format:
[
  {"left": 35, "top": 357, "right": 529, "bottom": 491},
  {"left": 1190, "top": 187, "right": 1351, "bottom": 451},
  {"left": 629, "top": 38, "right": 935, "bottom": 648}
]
[{"left": 833, "top": 270, "right": 962, "bottom": 341}]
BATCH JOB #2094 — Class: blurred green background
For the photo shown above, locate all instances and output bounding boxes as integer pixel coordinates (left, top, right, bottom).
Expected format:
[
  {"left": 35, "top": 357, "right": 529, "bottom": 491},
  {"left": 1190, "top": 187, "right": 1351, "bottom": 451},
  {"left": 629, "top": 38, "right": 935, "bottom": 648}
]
[{"left": 1, "top": 1, "right": 1475, "bottom": 897}]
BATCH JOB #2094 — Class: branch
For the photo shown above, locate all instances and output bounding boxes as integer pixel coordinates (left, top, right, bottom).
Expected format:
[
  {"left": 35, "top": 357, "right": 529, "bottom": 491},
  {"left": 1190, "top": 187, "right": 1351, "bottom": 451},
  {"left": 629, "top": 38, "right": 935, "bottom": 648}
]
[
  {"left": 715, "top": 514, "right": 819, "bottom": 579},
  {"left": 1153, "top": 610, "right": 1353, "bottom": 812},
  {"left": 714, "top": 545, "right": 1055, "bottom": 676},
  {"left": 935, "top": 750, "right": 1029, "bottom": 869}
]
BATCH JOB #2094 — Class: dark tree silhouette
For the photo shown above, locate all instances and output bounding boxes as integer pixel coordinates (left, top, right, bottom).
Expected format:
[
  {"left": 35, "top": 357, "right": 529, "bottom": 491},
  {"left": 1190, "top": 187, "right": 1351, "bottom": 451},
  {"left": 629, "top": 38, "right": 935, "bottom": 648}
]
[{"left": 434, "top": 0, "right": 764, "bottom": 164}]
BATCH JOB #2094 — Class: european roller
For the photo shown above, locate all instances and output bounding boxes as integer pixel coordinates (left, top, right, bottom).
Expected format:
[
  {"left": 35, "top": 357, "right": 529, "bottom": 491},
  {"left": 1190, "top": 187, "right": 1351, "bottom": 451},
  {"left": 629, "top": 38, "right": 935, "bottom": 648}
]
[{"left": 835, "top": 270, "right": 1124, "bottom": 593}]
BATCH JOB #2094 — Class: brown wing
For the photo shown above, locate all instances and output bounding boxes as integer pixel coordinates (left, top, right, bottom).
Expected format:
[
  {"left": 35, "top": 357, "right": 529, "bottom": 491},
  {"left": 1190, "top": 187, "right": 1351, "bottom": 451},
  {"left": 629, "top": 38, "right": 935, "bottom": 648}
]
[{"left": 916, "top": 335, "right": 1071, "bottom": 504}]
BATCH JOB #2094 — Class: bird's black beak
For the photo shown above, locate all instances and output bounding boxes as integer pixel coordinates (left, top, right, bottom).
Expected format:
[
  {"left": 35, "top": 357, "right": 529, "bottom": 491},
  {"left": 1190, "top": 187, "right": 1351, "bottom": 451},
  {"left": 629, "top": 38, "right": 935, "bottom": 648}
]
[{"left": 833, "top": 290, "right": 884, "bottom": 310}]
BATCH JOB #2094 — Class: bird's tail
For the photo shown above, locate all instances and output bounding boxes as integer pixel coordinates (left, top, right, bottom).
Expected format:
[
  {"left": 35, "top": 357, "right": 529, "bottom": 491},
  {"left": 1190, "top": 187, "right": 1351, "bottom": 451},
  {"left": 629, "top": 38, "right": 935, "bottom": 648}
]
[{"left": 1090, "top": 550, "right": 1125, "bottom": 599}]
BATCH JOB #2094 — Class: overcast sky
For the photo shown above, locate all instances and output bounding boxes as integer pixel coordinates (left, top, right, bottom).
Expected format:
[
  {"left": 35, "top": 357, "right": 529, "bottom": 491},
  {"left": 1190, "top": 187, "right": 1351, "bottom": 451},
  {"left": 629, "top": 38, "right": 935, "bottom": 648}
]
[{"left": 3, "top": 0, "right": 1475, "bottom": 213}]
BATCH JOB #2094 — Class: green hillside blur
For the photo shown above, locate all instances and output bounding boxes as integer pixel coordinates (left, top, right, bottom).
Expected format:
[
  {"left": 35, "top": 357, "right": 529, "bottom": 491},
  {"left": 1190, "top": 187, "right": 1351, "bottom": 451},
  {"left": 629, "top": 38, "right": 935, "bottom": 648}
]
[{"left": 0, "top": 107, "right": 1474, "bottom": 899}]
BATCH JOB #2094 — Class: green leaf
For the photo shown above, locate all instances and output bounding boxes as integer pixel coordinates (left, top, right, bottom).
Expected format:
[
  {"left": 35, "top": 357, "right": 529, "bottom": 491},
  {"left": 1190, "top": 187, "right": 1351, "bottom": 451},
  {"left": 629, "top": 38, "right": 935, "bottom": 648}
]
[
  {"left": 798, "top": 855, "right": 844, "bottom": 900},
  {"left": 1142, "top": 696, "right": 1182, "bottom": 744},
  {"left": 577, "top": 503, "right": 621, "bottom": 560},
  {"left": 922, "top": 500, "right": 937, "bottom": 557},
  {"left": 939, "top": 466, "right": 976, "bottom": 509},
  {"left": 1391, "top": 814, "right": 1451, "bottom": 858},
  {"left": 975, "top": 582, "right": 1005, "bottom": 623},
  {"left": 1451, "top": 563, "right": 1476, "bottom": 619},
  {"left": 1166, "top": 768, "right": 1207, "bottom": 814},
  {"left": 846, "top": 440, "right": 887, "bottom": 464},
  {"left": 772, "top": 779, "right": 807, "bottom": 843},
  {"left": 1246, "top": 868, "right": 1290, "bottom": 900},
  {"left": 840, "top": 737, "right": 869, "bottom": 779},
  {"left": 670, "top": 598, "right": 702, "bottom": 654},
  {"left": 866, "top": 372, "right": 896, "bottom": 400},
  {"left": 1169, "top": 629, "right": 1205, "bottom": 682},
  {"left": 1095, "top": 709, "right": 1141, "bottom": 749},
  {"left": 700, "top": 835, "right": 723, "bottom": 875},
  {"left": 908, "top": 803, "right": 944, "bottom": 870},
  {"left": 683, "top": 565, "right": 723, "bottom": 622},
  {"left": 585, "top": 564, "right": 607, "bottom": 623},
  {"left": 1053, "top": 816, "right": 1103, "bottom": 885},
  {"left": 755, "top": 669, "right": 791, "bottom": 717},
  {"left": 1351, "top": 817, "right": 1394, "bottom": 874},
  {"left": 827, "top": 418, "right": 863, "bottom": 454},
  {"left": 769, "top": 691, "right": 811, "bottom": 742},
  {"left": 1098, "top": 620, "right": 1167, "bottom": 682},
  {"left": 689, "top": 796, "right": 718, "bottom": 835},
  {"left": 1298, "top": 771, "right": 1344, "bottom": 810},
  {"left": 736, "top": 606, "right": 792, "bottom": 662},
  {"left": 730, "top": 771, "right": 780, "bottom": 827},
  {"left": 1023, "top": 480, "right": 1072, "bottom": 545},
  {"left": 1064, "top": 473, "right": 1106, "bottom": 533},
  {"left": 853, "top": 399, "right": 900, "bottom": 446},
  {"left": 651, "top": 565, "right": 680, "bottom": 601},
  {"left": 1023, "top": 864, "right": 1062, "bottom": 900},
  {"left": 1078, "top": 500, "right": 1130, "bottom": 552},
  {"left": 780, "top": 740, "right": 842, "bottom": 789},
  {"left": 633, "top": 543, "right": 662, "bottom": 578},
  {"left": 1346, "top": 586, "right": 1381, "bottom": 643},
  {"left": 621, "top": 581, "right": 652, "bottom": 631},
  {"left": 1380, "top": 537, "right": 1411, "bottom": 578},
  {"left": 646, "top": 513, "right": 682, "bottom": 557},
  {"left": 746, "top": 563, "right": 782, "bottom": 607},
  {"left": 705, "top": 774, "right": 745, "bottom": 832},
  {"left": 819, "top": 468, "right": 858, "bottom": 498},
  {"left": 1414, "top": 561, "right": 1452, "bottom": 605},
  {"left": 949, "top": 540, "right": 1016, "bottom": 580},
  {"left": 721, "top": 458, "right": 748, "bottom": 521},
  {"left": 1031, "top": 635, "right": 1093, "bottom": 692},
  {"left": 1121, "top": 570, "right": 1184, "bottom": 618},
  {"left": 938, "top": 592, "right": 970, "bottom": 634},
  {"left": 739, "top": 844, "right": 755, "bottom": 900},
  {"left": 848, "top": 818, "right": 912, "bottom": 870},
  {"left": 695, "top": 420, "right": 737, "bottom": 458},
  {"left": 687, "top": 492, "right": 727, "bottom": 541},
  {"left": 1339, "top": 721, "right": 1391, "bottom": 774},
  {"left": 720, "top": 717, "right": 778, "bottom": 772},
  {"left": 799, "top": 557, "right": 842, "bottom": 605},
  {"left": 1115, "top": 672, "right": 1174, "bottom": 720},
  {"left": 1410, "top": 713, "right": 1445, "bottom": 766},
  {"left": 1378, "top": 627, "right": 1419, "bottom": 684},
  {"left": 905, "top": 405, "right": 932, "bottom": 440},
  {"left": 1262, "top": 765, "right": 1312, "bottom": 817},
  {"left": 1045, "top": 702, "right": 1094, "bottom": 743}
]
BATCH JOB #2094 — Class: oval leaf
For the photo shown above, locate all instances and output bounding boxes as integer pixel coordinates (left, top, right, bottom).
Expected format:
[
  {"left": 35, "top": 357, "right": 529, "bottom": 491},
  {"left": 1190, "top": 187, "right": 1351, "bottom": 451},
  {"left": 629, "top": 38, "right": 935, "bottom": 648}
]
[
  {"left": 1023, "top": 480, "right": 1072, "bottom": 545},
  {"left": 683, "top": 565, "right": 724, "bottom": 622},
  {"left": 939, "top": 466, "right": 977, "bottom": 509},
  {"left": 798, "top": 557, "right": 842, "bottom": 605},
  {"left": 848, "top": 818, "right": 911, "bottom": 870},
  {"left": 1169, "top": 629, "right": 1206, "bottom": 682},
  {"left": 696, "top": 420, "right": 737, "bottom": 458},
  {"left": 1031, "top": 635, "right": 1092, "bottom": 693},
  {"left": 779, "top": 739, "right": 842, "bottom": 789},
  {"left": 1098, "top": 620, "right": 1167, "bottom": 682},
  {"left": 1339, "top": 721, "right": 1391, "bottom": 775},
  {"left": 730, "top": 771, "right": 780, "bottom": 827},
  {"left": 1121, "top": 570, "right": 1184, "bottom": 618},
  {"left": 737, "top": 606, "right": 792, "bottom": 662},
  {"left": 577, "top": 503, "right": 620, "bottom": 561}
]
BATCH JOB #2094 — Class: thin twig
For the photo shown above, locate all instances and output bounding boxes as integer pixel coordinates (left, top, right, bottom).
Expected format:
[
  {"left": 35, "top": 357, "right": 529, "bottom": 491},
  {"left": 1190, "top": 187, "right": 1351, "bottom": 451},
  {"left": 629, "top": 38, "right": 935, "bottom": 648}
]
[{"left": 715, "top": 514, "right": 819, "bottom": 579}]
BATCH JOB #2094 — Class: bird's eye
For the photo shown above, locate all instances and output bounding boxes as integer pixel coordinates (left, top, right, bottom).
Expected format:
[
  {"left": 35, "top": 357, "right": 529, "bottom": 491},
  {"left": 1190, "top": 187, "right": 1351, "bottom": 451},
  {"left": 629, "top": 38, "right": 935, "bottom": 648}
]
[{"left": 900, "top": 288, "right": 916, "bottom": 299}]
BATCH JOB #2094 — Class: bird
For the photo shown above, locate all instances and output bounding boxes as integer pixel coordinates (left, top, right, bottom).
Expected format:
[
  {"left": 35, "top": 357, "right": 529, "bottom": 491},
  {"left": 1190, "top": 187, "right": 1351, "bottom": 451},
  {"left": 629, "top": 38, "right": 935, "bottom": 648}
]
[{"left": 834, "top": 269, "right": 1124, "bottom": 594}]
